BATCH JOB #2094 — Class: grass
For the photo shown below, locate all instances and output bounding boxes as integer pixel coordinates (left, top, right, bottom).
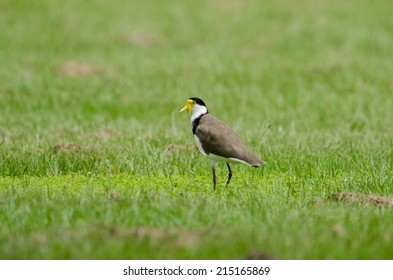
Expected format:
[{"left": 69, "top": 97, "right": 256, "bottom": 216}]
[{"left": 1, "top": 0, "right": 393, "bottom": 259}]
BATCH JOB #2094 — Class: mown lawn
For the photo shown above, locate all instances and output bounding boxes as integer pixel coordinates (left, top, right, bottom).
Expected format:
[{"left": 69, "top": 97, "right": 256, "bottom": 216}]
[{"left": 0, "top": 0, "right": 392, "bottom": 259}]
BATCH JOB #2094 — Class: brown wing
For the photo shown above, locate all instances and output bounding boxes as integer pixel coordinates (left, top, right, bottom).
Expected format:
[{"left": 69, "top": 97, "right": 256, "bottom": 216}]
[{"left": 195, "top": 114, "right": 265, "bottom": 167}]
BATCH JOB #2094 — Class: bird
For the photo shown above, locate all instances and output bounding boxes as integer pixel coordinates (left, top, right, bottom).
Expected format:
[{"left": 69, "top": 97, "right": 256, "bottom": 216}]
[{"left": 180, "top": 97, "right": 266, "bottom": 190}]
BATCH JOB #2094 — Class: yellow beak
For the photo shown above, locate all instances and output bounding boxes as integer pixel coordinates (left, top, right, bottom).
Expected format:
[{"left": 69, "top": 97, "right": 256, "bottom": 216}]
[
  {"left": 180, "top": 100, "right": 193, "bottom": 113},
  {"left": 180, "top": 105, "right": 188, "bottom": 113}
]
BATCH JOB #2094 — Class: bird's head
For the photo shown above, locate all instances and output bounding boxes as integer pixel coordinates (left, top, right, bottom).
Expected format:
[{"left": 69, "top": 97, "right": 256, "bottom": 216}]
[{"left": 180, "top": 97, "right": 208, "bottom": 117}]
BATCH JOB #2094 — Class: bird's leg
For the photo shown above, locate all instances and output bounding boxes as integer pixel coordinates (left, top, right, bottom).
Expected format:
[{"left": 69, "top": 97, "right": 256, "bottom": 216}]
[
  {"left": 226, "top": 163, "right": 232, "bottom": 187},
  {"left": 212, "top": 167, "right": 216, "bottom": 190},
  {"left": 211, "top": 161, "right": 216, "bottom": 190}
]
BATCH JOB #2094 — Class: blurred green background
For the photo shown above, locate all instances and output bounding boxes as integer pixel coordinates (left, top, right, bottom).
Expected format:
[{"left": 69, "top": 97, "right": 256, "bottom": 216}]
[{"left": 0, "top": 0, "right": 392, "bottom": 259}]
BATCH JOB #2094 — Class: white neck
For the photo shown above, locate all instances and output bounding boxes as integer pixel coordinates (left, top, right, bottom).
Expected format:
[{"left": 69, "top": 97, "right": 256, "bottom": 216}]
[{"left": 190, "top": 104, "right": 208, "bottom": 123}]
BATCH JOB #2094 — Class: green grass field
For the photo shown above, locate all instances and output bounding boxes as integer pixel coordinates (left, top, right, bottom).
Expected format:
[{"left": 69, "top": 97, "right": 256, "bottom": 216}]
[{"left": 1, "top": 0, "right": 393, "bottom": 259}]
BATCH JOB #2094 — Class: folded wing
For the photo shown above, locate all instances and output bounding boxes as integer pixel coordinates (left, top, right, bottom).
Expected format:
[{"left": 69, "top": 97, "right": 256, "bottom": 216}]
[{"left": 195, "top": 114, "right": 265, "bottom": 167}]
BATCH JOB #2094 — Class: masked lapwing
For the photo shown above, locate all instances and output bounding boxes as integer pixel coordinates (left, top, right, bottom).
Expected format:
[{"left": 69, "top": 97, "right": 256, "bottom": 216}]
[{"left": 180, "top": 97, "right": 266, "bottom": 190}]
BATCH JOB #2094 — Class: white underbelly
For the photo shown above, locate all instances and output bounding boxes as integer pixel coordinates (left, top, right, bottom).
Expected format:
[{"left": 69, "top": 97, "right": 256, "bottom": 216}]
[
  {"left": 194, "top": 135, "right": 207, "bottom": 155},
  {"left": 207, "top": 153, "right": 250, "bottom": 165}
]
